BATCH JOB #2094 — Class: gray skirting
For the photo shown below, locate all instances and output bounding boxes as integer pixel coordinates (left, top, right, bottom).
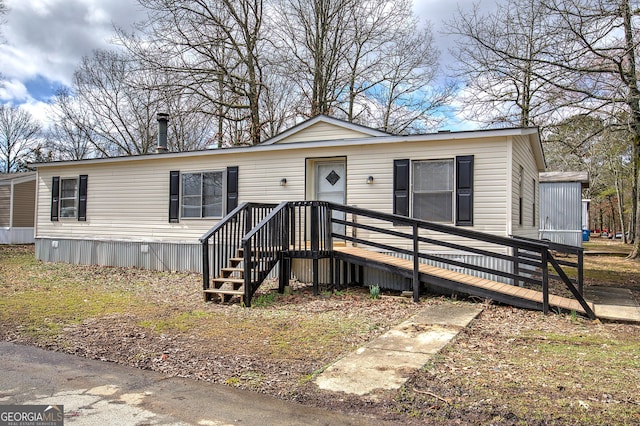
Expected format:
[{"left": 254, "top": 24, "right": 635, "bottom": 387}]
[{"left": 35, "top": 238, "right": 515, "bottom": 291}]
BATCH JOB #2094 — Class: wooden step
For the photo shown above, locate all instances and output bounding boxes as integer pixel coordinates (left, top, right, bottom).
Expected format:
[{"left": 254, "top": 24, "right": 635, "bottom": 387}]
[
  {"left": 213, "top": 277, "right": 244, "bottom": 283},
  {"left": 204, "top": 288, "right": 244, "bottom": 296},
  {"left": 221, "top": 267, "right": 244, "bottom": 273}
]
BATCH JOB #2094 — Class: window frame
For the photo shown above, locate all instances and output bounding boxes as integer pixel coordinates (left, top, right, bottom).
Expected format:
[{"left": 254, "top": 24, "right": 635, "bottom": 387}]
[
  {"left": 518, "top": 165, "right": 524, "bottom": 226},
  {"left": 180, "top": 170, "right": 225, "bottom": 219},
  {"left": 411, "top": 158, "right": 455, "bottom": 223},
  {"left": 58, "top": 177, "right": 79, "bottom": 220}
]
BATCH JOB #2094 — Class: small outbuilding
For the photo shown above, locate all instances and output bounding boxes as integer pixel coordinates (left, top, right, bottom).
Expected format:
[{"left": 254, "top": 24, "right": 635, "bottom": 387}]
[
  {"left": 539, "top": 171, "right": 589, "bottom": 247},
  {"left": 0, "top": 172, "right": 36, "bottom": 244}
]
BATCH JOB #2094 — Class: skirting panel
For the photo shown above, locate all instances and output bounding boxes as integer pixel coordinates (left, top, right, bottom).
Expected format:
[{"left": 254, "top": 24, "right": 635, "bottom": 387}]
[
  {"left": 36, "top": 238, "right": 202, "bottom": 272},
  {"left": 0, "top": 227, "right": 35, "bottom": 244}
]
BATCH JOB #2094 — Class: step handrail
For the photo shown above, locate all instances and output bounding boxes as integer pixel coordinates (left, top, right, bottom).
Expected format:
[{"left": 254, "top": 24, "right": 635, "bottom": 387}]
[
  {"left": 200, "top": 203, "right": 277, "bottom": 297},
  {"left": 241, "top": 201, "right": 290, "bottom": 305}
]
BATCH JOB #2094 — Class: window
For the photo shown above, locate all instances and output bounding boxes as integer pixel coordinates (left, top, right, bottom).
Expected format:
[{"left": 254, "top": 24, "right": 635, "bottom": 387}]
[
  {"left": 51, "top": 175, "right": 87, "bottom": 222},
  {"left": 181, "top": 171, "right": 223, "bottom": 218},
  {"left": 394, "top": 157, "right": 473, "bottom": 226},
  {"left": 518, "top": 165, "right": 524, "bottom": 226},
  {"left": 169, "top": 167, "right": 238, "bottom": 223},
  {"left": 412, "top": 159, "right": 454, "bottom": 222},
  {"left": 59, "top": 178, "right": 78, "bottom": 218}
]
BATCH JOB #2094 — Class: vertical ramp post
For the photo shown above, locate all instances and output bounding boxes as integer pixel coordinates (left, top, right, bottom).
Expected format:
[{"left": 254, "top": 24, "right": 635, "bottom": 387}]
[
  {"left": 578, "top": 248, "right": 584, "bottom": 295},
  {"left": 243, "top": 239, "right": 252, "bottom": 307},
  {"left": 202, "top": 239, "right": 210, "bottom": 291},
  {"left": 412, "top": 223, "right": 420, "bottom": 303},
  {"left": 542, "top": 248, "right": 549, "bottom": 314},
  {"left": 311, "top": 203, "right": 319, "bottom": 296},
  {"left": 279, "top": 207, "right": 290, "bottom": 294}
]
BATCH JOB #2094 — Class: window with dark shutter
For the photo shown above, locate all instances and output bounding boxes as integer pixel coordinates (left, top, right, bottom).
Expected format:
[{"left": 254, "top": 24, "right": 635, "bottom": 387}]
[
  {"left": 169, "top": 171, "right": 180, "bottom": 223},
  {"left": 393, "top": 159, "right": 409, "bottom": 216},
  {"left": 226, "top": 166, "right": 239, "bottom": 214},
  {"left": 455, "top": 155, "right": 474, "bottom": 226},
  {"left": 78, "top": 175, "right": 88, "bottom": 221},
  {"left": 413, "top": 159, "right": 454, "bottom": 222},
  {"left": 51, "top": 176, "right": 60, "bottom": 222}
]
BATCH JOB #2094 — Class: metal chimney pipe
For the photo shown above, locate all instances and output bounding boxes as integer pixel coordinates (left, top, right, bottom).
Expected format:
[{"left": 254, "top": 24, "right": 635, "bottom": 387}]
[{"left": 156, "top": 112, "right": 169, "bottom": 153}]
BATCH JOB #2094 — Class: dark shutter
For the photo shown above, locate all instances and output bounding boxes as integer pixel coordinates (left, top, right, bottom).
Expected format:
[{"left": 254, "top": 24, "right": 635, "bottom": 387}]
[
  {"left": 393, "top": 159, "right": 410, "bottom": 216},
  {"left": 456, "top": 155, "right": 474, "bottom": 226},
  {"left": 226, "top": 166, "right": 239, "bottom": 213},
  {"left": 51, "top": 176, "right": 60, "bottom": 222},
  {"left": 78, "top": 175, "right": 88, "bottom": 221},
  {"left": 169, "top": 171, "right": 180, "bottom": 223}
]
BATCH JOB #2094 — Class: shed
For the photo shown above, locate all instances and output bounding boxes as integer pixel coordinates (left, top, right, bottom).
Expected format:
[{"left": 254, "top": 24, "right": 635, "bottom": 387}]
[
  {"left": 539, "top": 171, "right": 589, "bottom": 247},
  {"left": 0, "top": 172, "right": 36, "bottom": 244}
]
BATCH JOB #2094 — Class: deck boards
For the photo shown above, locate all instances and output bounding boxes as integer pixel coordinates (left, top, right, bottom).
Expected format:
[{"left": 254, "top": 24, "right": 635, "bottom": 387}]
[{"left": 334, "top": 246, "right": 592, "bottom": 314}]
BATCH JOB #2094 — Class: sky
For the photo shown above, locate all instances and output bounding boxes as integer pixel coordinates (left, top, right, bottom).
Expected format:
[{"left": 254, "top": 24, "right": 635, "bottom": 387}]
[{"left": 0, "top": 0, "right": 473, "bottom": 129}]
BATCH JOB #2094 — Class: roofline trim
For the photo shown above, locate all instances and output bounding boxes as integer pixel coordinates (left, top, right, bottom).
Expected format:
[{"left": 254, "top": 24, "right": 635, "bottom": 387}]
[{"left": 34, "top": 126, "right": 541, "bottom": 168}]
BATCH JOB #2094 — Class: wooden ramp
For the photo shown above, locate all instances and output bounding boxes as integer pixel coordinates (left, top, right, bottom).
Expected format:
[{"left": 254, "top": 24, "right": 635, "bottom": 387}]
[{"left": 334, "top": 246, "right": 593, "bottom": 315}]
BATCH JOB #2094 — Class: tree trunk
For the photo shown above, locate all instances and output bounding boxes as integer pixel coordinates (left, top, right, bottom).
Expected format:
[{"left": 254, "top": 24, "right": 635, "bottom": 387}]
[
  {"left": 621, "top": 0, "right": 640, "bottom": 259},
  {"left": 613, "top": 169, "right": 626, "bottom": 243}
]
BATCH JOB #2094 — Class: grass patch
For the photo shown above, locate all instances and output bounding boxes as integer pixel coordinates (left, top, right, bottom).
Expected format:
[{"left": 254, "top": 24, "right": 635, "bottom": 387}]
[
  {"left": 252, "top": 291, "right": 279, "bottom": 307},
  {"left": 0, "top": 288, "right": 136, "bottom": 338},
  {"left": 138, "top": 310, "right": 212, "bottom": 333}
]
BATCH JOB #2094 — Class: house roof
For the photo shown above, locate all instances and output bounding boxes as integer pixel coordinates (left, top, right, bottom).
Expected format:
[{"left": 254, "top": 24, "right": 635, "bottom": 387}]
[
  {"left": 260, "top": 115, "right": 390, "bottom": 145},
  {"left": 539, "top": 171, "right": 589, "bottom": 188},
  {"left": 33, "top": 117, "right": 544, "bottom": 170},
  {"left": 0, "top": 171, "right": 36, "bottom": 184}
]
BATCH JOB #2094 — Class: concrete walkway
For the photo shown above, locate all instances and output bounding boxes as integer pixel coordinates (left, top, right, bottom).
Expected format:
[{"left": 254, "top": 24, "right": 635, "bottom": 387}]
[
  {"left": 586, "top": 286, "right": 640, "bottom": 322},
  {"left": 315, "top": 303, "right": 483, "bottom": 396}
]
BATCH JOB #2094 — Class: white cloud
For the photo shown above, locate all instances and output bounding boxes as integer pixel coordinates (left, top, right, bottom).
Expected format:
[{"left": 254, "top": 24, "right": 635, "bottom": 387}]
[
  {"left": 20, "top": 100, "right": 53, "bottom": 130},
  {"left": 0, "top": 78, "right": 30, "bottom": 102},
  {"left": 1, "top": 0, "right": 144, "bottom": 86}
]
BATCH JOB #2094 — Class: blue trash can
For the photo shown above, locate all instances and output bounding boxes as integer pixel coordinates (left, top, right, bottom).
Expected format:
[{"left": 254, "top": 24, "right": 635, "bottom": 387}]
[{"left": 582, "top": 229, "right": 590, "bottom": 242}]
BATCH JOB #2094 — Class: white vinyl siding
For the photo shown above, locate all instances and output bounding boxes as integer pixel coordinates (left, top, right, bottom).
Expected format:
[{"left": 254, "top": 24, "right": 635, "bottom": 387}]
[
  {"left": 35, "top": 133, "right": 522, "bottom": 255},
  {"left": 276, "top": 121, "right": 373, "bottom": 143},
  {"left": 511, "top": 135, "right": 541, "bottom": 239}
]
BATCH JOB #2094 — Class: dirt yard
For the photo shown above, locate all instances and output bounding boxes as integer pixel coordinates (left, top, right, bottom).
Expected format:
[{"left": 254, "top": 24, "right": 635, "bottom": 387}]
[{"left": 1, "top": 243, "right": 639, "bottom": 425}]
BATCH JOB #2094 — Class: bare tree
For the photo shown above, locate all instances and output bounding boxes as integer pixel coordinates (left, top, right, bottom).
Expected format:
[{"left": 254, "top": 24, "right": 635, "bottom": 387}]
[
  {"left": 366, "top": 21, "right": 453, "bottom": 134},
  {"left": 339, "top": 0, "right": 407, "bottom": 122},
  {"left": 545, "top": 115, "right": 634, "bottom": 241},
  {"left": 272, "top": 0, "right": 356, "bottom": 117},
  {"left": 0, "top": 105, "right": 41, "bottom": 173},
  {"left": 119, "top": 0, "right": 265, "bottom": 146},
  {"left": 535, "top": 0, "right": 640, "bottom": 256},
  {"left": 50, "top": 48, "right": 215, "bottom": 157},
  {"left": 47, "top": 88, "right": 96, "bottom": 161},
  {"left": 447, "top": 0, "right": 559, "bottom": 127},
  {"left": 449, "top": 0, "right": 640, "bottom": 258},
  {"left": 71, "top": 49, "right": 160, "bottom": 156}
]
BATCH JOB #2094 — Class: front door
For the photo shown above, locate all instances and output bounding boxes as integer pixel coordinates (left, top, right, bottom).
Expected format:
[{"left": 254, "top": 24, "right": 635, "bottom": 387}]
[{"left": 314, "top": 159, "right": 346, "bottom": 236}]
